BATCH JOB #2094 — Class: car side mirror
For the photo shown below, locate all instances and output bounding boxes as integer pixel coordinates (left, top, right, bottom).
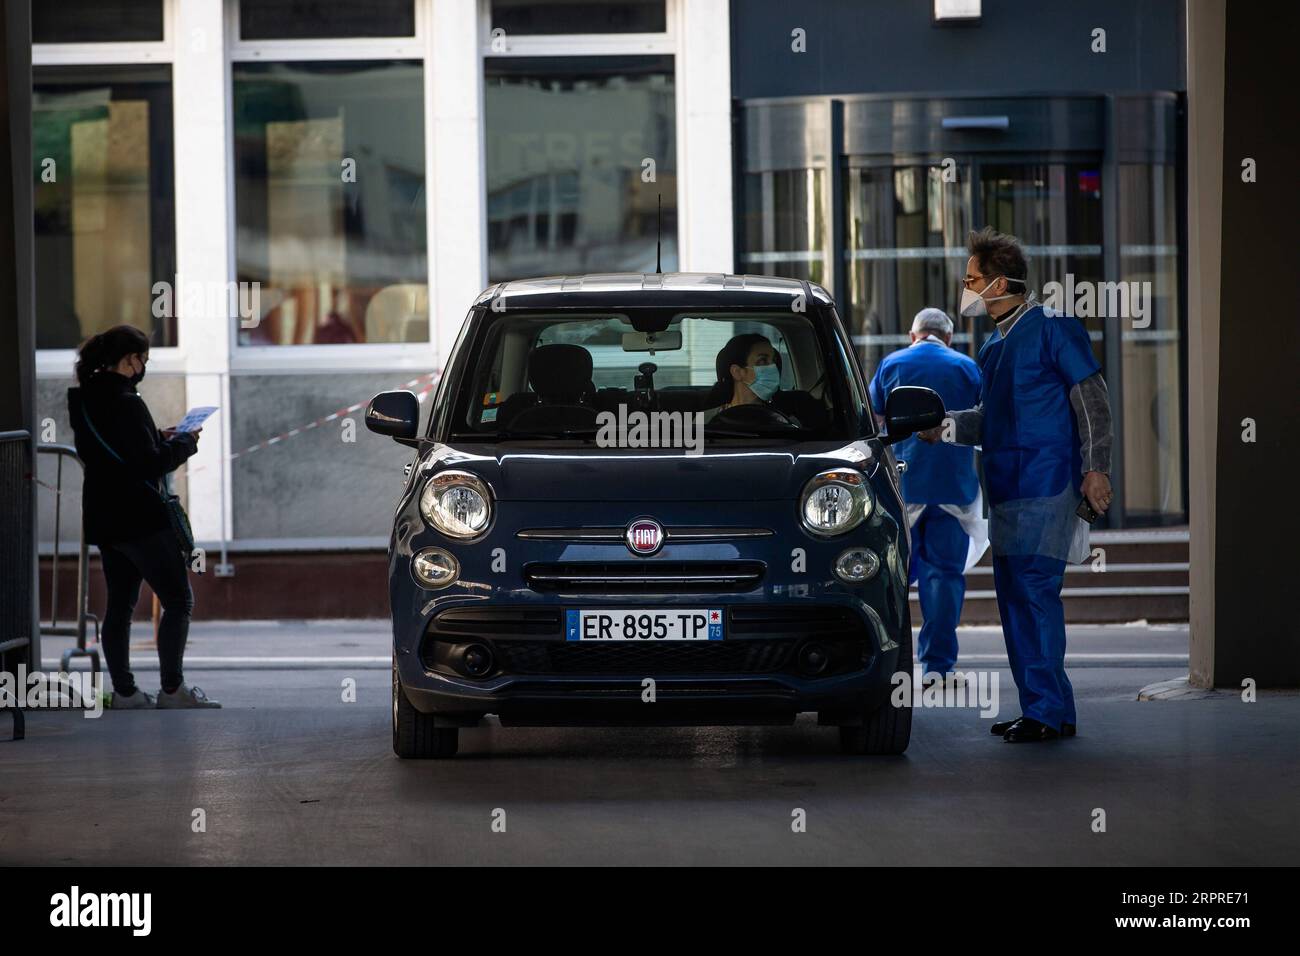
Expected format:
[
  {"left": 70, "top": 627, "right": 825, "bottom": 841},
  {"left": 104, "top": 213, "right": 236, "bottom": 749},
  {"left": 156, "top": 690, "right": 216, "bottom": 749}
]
[
  {"left": 365, "top": 390, "right": 421, "bottom": 447},
  {"left": 881, "top": 385, "right": 945, "bottom": 447}
]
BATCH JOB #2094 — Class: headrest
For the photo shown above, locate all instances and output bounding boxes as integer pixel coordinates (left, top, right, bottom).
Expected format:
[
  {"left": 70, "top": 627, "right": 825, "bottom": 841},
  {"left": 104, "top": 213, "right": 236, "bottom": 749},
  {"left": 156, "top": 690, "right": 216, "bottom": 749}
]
[{"left": 529, "top": 344, "right": 594, "bottom": 396}]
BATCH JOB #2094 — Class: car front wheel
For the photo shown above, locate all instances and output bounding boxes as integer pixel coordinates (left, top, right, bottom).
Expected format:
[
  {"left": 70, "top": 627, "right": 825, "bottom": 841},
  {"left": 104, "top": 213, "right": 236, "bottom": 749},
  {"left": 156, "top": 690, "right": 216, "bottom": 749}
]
[
  {"left": 837, "top": 610, "right": 913, "bottom": 756},
  {"left": 392, "top": 655, "right": 459, "bottom": 759}
]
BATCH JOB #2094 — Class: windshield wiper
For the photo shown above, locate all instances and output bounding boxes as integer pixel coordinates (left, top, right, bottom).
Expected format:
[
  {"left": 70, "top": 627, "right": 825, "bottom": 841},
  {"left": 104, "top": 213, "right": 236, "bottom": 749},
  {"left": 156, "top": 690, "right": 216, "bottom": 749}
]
[
  {"left": 494, "top": 427, "right": 600, "bottom": 441},
  {"left": 701, "top": 425, "right": 801, "bottom": 439}
]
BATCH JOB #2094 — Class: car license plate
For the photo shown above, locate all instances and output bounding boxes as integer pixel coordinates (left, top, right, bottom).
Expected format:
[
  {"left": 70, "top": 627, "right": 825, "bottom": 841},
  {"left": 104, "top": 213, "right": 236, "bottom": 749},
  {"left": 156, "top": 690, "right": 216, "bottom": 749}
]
[{"left": 566, "top": 609, "right": 723, "bottom": 641}]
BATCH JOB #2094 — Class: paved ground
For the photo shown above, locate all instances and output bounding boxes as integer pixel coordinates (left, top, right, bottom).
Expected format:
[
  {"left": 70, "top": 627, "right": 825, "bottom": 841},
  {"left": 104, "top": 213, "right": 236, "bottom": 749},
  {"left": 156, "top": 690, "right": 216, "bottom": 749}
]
[{"left": 2, "top": 621, "right": 1296, "bottom": 866}]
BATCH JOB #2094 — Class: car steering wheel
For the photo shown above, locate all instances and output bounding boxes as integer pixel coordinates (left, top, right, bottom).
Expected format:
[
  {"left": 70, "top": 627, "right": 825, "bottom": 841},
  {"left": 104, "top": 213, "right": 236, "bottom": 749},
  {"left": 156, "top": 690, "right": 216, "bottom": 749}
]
[{"left": 709, "top": 401, "right": 802, "bottom": 430}]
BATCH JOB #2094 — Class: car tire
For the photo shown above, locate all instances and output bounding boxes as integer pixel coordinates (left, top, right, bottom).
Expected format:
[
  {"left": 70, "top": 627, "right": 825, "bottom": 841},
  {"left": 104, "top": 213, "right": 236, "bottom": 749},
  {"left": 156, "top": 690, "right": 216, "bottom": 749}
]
[
  {"left": 838, "top": 609, "right": 913, "bottom": 756},
  {"left": 392, "top": 655, "right": 459, "bottom": 759}
]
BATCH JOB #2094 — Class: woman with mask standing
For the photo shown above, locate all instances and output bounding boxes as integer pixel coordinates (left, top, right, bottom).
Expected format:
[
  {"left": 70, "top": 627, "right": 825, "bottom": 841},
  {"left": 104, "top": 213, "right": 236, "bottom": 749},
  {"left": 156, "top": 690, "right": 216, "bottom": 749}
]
[{"left": 67, "top": 325, "right": 220, "bottom": 709}]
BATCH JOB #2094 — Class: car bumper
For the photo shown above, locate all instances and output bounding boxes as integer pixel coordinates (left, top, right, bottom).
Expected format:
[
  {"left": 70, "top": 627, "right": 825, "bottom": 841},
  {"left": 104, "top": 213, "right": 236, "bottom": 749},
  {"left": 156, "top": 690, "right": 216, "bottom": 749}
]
[{"left": 396, "top": 602, "right": 902, "bottom": 727}]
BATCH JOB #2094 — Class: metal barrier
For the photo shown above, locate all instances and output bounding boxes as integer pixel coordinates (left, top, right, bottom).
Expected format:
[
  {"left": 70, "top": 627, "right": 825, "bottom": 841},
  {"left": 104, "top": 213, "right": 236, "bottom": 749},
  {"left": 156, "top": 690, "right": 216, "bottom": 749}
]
[
  {"left": 1, "top": 430, "right": 33, "bottom": 740},
  {"left": 37, "top": 443, "right": 101, "bottom": 676}
]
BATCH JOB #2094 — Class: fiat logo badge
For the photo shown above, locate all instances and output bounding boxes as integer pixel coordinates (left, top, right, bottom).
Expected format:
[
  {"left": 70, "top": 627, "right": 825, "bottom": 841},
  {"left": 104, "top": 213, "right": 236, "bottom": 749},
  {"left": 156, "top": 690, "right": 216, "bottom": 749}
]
[{"left": 625, "top": 518, "right": 664, "bottom": 555}]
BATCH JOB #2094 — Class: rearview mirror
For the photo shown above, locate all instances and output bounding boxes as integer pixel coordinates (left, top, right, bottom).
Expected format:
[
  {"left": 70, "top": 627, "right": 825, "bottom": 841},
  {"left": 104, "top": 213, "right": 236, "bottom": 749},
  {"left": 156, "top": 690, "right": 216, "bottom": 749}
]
[
  {"left": 622, "top": 330, "right": 682, "bottom": 353},
  {"left": 365, "top": 390, "right": 421, "bottom": 447},
  {"left": 882, "top": 385, "right": 945, "bottom": 446}
]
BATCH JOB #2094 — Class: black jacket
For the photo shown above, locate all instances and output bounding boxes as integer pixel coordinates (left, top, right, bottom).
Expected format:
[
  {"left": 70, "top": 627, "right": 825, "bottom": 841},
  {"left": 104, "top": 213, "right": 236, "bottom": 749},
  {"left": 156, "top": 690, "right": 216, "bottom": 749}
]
[{"left": 67, "top": 372, "right": 199, "bottom": 546}]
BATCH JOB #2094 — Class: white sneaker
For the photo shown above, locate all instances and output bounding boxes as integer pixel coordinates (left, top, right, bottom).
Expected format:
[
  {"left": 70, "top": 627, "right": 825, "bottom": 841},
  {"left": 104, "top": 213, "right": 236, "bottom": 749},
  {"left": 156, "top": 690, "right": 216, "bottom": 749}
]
[
  {"left": 156, "top": 684, "right": 222, "bottom": 709},
  {"left": 113, "top": 688, "right": 156, "bottom": 709}
]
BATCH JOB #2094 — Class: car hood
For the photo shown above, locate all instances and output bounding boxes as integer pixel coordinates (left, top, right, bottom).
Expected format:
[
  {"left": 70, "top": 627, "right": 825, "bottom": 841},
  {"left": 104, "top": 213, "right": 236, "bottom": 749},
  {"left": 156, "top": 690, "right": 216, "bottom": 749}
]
[{"left": 418, "top": 440, "right": 884, "bottom": 502}]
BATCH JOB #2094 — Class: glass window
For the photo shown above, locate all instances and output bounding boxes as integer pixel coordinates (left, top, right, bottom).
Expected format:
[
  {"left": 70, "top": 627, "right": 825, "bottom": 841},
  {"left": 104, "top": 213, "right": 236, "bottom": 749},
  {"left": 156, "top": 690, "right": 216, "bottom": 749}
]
[
  {"left": 1119, "top": 163, "right": 1184, "bottom": 523},
  {"left": 741, "top": 168, "right": 827, "bottom": 287},
  {"left": 33, "top": 0, "right": 163, "bottom": 44},
  {"left": 490, "top": 0, "right": 666, "bottom": 35},
  {"left": 979, "top": 162, "right": 1105, "bottom": 361},
  {"left": 230, "top": 372, "right": 419, "bottom": 539},
  {"left": 239, "top": 0, "right": 415, "bottom": 40},
  {"left": 33, "top": 65, "right": 175, "bottom": 349},
  {"left": 232, "top": 61, "right": 427, "bottom": 345},
  {"left": 484, "top": 56, "right": 676, "bottom": 283},
  {"left": 450, "top": 310, "right": 847, "bottom": 442},
  {"left": 844, "top": 163, "right": 971, "bottom": 377}
]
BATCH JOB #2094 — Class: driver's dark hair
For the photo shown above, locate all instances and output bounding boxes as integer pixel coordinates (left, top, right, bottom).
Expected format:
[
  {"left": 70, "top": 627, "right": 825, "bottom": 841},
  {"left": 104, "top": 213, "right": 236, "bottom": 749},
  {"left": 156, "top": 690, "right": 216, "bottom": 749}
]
[
  {"left": 714, "top": 333, "right": 780, "bottom": 384},
  {"left": 967, "top": 226, "right": 1028, "bottom": 285},
  {"left": 75, "top": 324, "right": 150, "bottom": 385}
]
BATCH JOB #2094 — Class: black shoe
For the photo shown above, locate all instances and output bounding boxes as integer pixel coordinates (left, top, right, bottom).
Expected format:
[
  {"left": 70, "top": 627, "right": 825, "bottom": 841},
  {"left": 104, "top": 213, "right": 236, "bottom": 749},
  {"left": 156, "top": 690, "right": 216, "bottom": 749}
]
[
  {"left": 1062, "top": 722, "right": 1077, "bottom": 737},
  {"left": 991, "top": 716, "right": 1023, "bottom": 736},
  {"left": 1003, "top": 717, "right": 1060, "bottom": 742}
]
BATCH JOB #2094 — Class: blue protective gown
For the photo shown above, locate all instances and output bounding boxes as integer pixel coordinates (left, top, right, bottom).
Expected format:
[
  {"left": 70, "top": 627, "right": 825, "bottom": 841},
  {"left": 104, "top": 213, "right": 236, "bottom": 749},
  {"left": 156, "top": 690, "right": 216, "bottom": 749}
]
[
  {"left": 978, "top": 305, "right": 1100, "bottom": 730},
  {"left": 870, "top": 339, "right": 983, "bottom": 675}
]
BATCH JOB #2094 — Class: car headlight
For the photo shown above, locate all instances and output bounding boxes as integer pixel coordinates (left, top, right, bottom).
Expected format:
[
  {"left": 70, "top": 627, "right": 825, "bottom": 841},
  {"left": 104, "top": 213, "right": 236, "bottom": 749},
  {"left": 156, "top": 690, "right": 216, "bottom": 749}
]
[
  {"left": 800, "top": 469, "right": 872, "bottom": 537},
  {"left": 420, "top": 470, "right": 492, "bottom": 539}
]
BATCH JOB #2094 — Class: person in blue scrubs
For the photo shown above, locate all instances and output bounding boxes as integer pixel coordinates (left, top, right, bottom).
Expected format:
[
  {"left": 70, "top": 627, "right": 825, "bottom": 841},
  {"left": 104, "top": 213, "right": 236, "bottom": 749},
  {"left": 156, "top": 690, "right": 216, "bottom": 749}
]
[
  {"left": 869, "top": 309, "right": 983, "bottom": 686},
  {"left": 920, "top": 227, "right": 1115, "bottom": 743}
]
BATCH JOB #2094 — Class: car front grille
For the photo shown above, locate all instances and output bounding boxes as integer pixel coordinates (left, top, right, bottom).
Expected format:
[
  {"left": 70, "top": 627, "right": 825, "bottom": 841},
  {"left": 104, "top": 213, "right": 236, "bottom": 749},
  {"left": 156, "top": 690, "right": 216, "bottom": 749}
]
[
  {"left": 523, "top": 560, "right": 764, "bottom": 594},
  {"left": 421, "top": 605, "right": 872, "bottom": 678},
  {"left": 429, "top": 606, "right": 563, "bottom": 638},
  {"left": 492, "top": 639, "right": 794, "bottom": 675}
]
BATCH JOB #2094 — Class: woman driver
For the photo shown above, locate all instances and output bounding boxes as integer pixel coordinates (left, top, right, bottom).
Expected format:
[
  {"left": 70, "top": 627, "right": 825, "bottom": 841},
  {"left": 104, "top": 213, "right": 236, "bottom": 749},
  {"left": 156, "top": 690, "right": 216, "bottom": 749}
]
[{"left": 707, "top": 333, "right": 782, "bottom": 414}]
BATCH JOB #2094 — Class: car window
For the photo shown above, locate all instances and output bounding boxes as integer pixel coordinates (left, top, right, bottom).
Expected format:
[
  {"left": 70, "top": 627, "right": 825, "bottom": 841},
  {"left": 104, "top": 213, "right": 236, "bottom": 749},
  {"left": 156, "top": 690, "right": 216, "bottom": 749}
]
[{"left": 448, "top": 309, "right": 856, "bottom": 442}]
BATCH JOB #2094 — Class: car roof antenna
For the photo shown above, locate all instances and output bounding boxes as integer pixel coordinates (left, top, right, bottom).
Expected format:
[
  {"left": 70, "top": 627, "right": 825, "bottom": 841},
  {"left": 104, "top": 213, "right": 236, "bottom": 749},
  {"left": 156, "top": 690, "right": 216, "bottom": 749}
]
[{"left": 655, "top": 193, "right": 662, "bottom": 274}]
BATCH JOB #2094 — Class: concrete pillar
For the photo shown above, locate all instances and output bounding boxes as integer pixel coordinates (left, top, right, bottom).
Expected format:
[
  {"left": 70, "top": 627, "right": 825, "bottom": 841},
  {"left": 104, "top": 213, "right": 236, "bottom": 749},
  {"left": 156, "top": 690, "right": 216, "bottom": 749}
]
[
  {"left": 173, "top": 0, "right": 233, "bottom": 548},
  {"left": 1184, "top": 0, "right": 1224, "bottom": 687},
  {"left": 0, "top": 0, "right": 35, "bottom": 662},
  {"left": 1188, "top": 0, "right": 1300, "bottom": 687},
  {"left": 429, "top": 0, "right": 486, "bottom": 369},
  {"left": 676, "top": 0, "right": 734, "bottom": 273}
]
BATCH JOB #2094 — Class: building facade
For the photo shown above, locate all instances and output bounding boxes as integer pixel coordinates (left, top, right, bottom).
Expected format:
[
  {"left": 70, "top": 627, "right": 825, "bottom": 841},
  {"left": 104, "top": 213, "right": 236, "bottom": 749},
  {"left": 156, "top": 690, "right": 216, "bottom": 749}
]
[{"left": 34, "top": 0, "right": 1186, "bottom": 573}]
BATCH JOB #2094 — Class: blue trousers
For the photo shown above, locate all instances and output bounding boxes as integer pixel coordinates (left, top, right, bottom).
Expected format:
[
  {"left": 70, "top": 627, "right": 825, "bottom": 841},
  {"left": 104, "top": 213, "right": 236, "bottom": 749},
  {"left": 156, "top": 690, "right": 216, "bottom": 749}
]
[
  {"left": 909, "top": 506, "right": 969, "bottom": 675},
  {"left": 992, "top": 553, "right": 1076, "bottom": 731}
]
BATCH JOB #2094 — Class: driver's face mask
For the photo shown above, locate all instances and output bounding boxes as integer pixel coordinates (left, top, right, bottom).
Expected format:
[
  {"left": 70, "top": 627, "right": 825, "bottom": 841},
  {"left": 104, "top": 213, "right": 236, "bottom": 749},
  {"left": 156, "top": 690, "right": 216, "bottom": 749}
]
[{"left": 747, "top": 363, "right": 780, "bottom": 401}]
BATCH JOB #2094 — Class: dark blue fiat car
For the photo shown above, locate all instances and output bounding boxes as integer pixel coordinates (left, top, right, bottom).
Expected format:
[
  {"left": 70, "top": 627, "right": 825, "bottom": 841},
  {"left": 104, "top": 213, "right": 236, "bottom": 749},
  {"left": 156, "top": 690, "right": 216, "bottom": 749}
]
[{"left": 366, "top": 274, "right": 944, "bottom": 758}]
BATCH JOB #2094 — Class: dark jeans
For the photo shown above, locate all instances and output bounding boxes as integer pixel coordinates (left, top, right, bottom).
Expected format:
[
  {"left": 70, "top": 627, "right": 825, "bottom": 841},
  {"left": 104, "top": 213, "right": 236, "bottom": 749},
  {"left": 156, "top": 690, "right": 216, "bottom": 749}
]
[{"left": 99, "top": 528, "right": 193, "bottom": 696}]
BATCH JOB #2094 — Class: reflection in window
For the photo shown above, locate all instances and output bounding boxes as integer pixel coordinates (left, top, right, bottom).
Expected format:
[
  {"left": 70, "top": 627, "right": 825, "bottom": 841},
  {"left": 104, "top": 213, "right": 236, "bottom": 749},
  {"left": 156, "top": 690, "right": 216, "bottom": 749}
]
[
  {"left": 844, "top": 164, "right": 970, "bottom": 377},
  {"left": 239, "top": 0, "right": 415, "bottom": 40},
  {"left": 1120, "top": 164, "right": 1184, "bottom": 523},
  {"left": 741, "top": 168, "right": 827, "bottom": 287},
  {"left": 232, "top": 61, "right": 427, "bottom": 345},
  {"left": 484, "top": 56, "right": 676, "bottom": 283},
  {"left": 33, "top": 65, "right": 175, "bottom": 349},
  {"left": 980, "top": 162, "right": 1105, "bottom": 361},
  {"left": 491, "top": 0, "right": 666, "bottom": 35}
]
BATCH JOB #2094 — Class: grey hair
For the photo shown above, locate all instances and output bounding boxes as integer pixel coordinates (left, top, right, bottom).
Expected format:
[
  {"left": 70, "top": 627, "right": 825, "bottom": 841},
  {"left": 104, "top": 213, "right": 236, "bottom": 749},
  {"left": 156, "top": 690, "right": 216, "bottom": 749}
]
[{"left": 911, "top": 308, "right": 954, "bottom": 337}]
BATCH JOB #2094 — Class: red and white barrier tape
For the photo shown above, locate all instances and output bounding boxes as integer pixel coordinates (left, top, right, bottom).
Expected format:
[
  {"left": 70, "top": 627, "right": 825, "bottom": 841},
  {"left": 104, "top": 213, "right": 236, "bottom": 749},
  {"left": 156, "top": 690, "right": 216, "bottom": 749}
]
[{"left": 188, "top": 370, "right": 440, "bottom": 474}]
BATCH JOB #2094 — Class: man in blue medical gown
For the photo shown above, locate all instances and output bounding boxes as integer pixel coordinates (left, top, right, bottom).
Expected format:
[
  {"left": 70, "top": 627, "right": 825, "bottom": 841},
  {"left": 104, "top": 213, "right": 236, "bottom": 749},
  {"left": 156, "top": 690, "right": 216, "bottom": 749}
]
[
  {"left": 869, "top": 308, "right": 984, "bottom": 687},
  {"left": 920, "top": 227, "right": 1114, "bottom": 742}
]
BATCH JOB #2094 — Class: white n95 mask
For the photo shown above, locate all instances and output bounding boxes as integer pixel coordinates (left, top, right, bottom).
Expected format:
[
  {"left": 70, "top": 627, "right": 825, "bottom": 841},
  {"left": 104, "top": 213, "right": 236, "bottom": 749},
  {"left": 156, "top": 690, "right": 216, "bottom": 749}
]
[{"left": 959, "top": 276, "right": 1023, "bottom": 318}]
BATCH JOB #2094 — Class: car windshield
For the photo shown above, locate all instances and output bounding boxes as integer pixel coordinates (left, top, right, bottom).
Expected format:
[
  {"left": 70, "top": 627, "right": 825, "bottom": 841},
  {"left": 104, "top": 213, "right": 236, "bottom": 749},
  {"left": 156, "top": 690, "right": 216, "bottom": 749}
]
[{"left": 447, "top": 309, "right": 864, "bottom": 443}]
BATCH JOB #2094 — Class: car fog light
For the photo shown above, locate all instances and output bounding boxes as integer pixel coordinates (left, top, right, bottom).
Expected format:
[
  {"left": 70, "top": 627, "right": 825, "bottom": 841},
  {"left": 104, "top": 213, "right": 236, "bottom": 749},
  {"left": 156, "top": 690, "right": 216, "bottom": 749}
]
[
  {"left": 835, "top": 548, "right": 880, "bottom": 583},
  {"left": 412, "top": 547, "right": 459, "bottom": 589},
  {"left": 460, "top": 643, "right": 495, "bottom": 678}
]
